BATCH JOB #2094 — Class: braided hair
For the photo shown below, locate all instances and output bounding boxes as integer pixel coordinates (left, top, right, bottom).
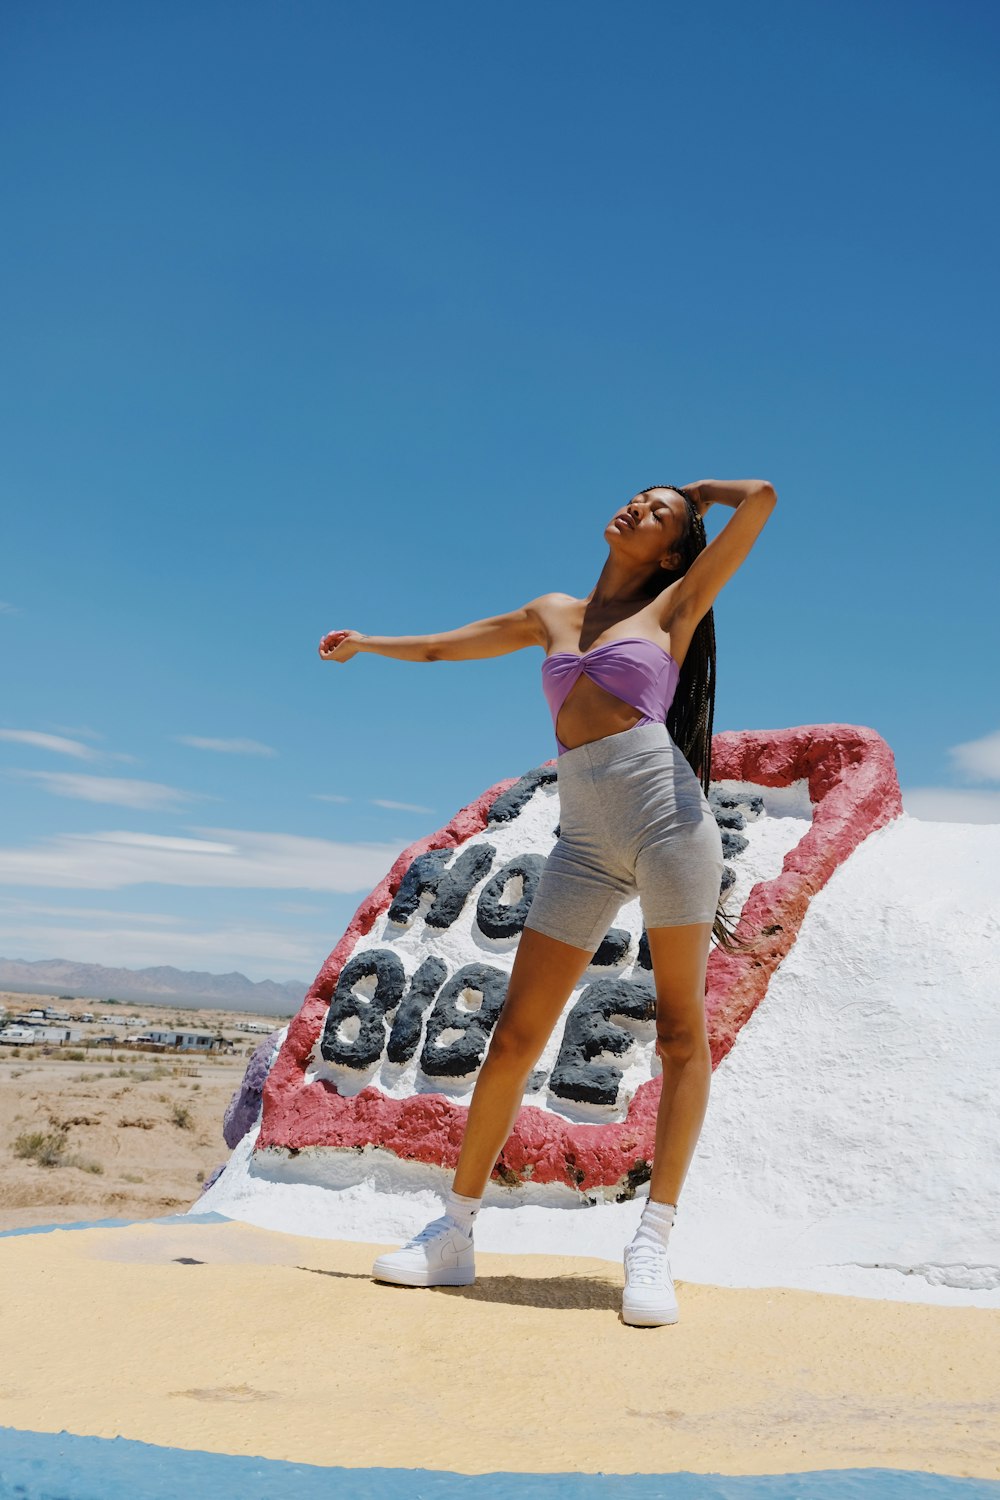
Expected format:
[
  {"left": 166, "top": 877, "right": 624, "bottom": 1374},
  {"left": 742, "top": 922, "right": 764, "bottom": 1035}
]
[
  {"left": 638, "top": 486, "right": 714, "bottom": 793},
  {"left": 638, "top": 485, "right": 749, "bottom": 955}
]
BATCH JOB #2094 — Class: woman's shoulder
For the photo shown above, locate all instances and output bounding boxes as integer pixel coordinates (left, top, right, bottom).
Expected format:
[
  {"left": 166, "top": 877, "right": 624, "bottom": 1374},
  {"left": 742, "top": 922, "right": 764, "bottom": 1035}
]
[
  {"left": 521, "top": 593, "right": 582, "bottom": 652},
  {"left": 530, "top": 591, "right": 582, "bottom": 610},
  {"left": 527, "top": 591, "right": 582, "bottom": 626}
]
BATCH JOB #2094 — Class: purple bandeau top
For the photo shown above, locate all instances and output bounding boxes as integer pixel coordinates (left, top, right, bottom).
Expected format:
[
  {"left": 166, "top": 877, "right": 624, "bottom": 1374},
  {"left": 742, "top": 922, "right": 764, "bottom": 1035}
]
[{"left": 541, "top": 635, "right": 681, "bottom": 756}]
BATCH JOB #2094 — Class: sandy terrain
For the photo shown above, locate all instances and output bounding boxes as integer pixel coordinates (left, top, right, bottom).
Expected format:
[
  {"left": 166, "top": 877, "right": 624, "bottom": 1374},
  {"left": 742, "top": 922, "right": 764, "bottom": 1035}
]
[
  {"left": 0, "top": 990, "right": 277, "bottom": 1231},
  {"left": 4, "top": 988, "right": 998, "bottom": 1482},
  {"left": 1, "top": 1217, "right": 998, "bottom": 1479}
]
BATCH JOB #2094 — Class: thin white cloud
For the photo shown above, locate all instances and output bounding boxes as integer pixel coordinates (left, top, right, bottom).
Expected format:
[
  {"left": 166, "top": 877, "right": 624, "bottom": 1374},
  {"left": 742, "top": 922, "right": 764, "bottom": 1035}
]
[
  {"left": 901, "top": 787, "right": 1000, "bottom": 824},
  {"left": 6, "top": 770, "right": 209, "bottom": 811},
  {"left": 0, "top": 898, "right": 181, "bottom": 925},
  {"left": 0, "top": 918, "right": 319, "bottom": 982},
  {"left": 175, "top": 736, "right": 278, "bottom": 757},
  {"left": 312, "top": 793, "right": 352, "bottom": 803},
  {"left": 0, "top": 601, "right": 20, "bottom": 614},
  {"left": 0, "top": 729, "right": 100, "bottom": 761},
  {"left": 947, "top": 728, "right": 1000, "bottom": 784},
  {"left": 50, "top": 725, "right": 105, "bottom": 742},
  {"left": 0, "top": 825, "right": 409, "bottom": 891},
  {"left": 370, "top": 797, "right": 435, "bottom": 814}
]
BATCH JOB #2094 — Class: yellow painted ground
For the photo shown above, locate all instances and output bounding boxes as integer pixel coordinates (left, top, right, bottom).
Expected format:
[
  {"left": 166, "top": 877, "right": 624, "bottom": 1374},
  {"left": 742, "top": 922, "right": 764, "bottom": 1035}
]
[{"left": 1, "top": 1218, "right": 997, "bottom": 1479}]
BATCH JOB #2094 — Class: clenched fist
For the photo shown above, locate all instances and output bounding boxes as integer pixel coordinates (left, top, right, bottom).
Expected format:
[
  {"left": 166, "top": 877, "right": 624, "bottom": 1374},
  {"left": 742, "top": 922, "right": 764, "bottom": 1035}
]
[{"left": 318, "top": 629, "right": 365, "bottom": 662}]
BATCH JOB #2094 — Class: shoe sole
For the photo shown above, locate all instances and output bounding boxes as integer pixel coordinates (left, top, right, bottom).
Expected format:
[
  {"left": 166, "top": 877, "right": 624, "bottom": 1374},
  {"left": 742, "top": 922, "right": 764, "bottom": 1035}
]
[
  {"left": 622, "top": 1302, "right": 679, "bottom": 1326},
  {"left": 371, "top": 1260, "right": 476, "bottom": 1288}
]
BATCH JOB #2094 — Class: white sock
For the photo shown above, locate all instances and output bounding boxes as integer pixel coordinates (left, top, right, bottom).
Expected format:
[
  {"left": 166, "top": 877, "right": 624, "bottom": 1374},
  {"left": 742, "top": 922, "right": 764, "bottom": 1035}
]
[
  {"left": 443, "top": 1187, "right": 482, "bottom": 1235},
  {"left": 630, "top": 1197, "right": 676, "bottom": 1252}
]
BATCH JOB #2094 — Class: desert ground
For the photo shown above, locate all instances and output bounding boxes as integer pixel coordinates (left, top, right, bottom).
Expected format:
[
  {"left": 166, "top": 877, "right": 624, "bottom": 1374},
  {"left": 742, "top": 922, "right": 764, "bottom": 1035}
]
[
  {"left": 0, "top": 990, "right": 280, "bottom": 1231},
  {"left": 4, "top": 992, "right": 1000, "bottom": 1485}
]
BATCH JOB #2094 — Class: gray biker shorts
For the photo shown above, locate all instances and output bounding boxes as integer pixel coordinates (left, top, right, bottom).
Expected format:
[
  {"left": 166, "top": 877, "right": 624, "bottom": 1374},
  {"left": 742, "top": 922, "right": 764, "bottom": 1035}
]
[{"left": 522, "top": 720, "right": 725, "bottom": 952}]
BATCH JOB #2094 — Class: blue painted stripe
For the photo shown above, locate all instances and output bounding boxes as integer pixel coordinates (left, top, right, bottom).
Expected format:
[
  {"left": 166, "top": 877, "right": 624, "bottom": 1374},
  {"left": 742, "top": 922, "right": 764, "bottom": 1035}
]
[
  {"left": 0, "top": 1210, "right": 232, "bottom": 1239},
  {"left": 1, "top": 1429, "right": 998, "bottom": 1500}
]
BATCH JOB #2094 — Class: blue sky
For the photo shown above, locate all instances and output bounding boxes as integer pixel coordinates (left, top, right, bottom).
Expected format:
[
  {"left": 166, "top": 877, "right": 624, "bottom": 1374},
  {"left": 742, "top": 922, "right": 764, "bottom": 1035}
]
[{"left": 2, "top": 0, "right": 998, "bottom": 985}]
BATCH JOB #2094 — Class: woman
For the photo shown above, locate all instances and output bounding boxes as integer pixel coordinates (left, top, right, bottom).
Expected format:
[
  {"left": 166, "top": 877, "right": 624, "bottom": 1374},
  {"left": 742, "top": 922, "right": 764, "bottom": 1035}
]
[{"left": 318, "top": 479, "right": 777, "bottom": 1326}]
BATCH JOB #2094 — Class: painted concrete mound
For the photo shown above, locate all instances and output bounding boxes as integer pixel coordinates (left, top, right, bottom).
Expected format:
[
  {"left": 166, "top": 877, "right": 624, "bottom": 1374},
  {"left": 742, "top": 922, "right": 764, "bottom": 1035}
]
[
  {"left": 8, "top": 724, "right": 998, "bottom": 1500},
  {"left": 200, "top": 721, "right": 1000, "bottom": 1307},
  {"left": 225, "top": 724, "right": 900, "bottom": 1196}
]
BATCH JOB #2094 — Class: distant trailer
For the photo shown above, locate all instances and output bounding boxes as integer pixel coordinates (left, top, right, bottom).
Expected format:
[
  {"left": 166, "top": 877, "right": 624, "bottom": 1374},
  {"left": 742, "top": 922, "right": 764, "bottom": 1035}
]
[
  {"left": 143, "top": 1029, "right": 230, "bottom": 1052},
  {"left": 0, "top": 1026, "right": 37, "bottom": 1046},
  {"left": 29, "top": 1025, "right": 84, "bottom": 1043},
  {"left": 0, "top": 1023, "right": 83, "bottom": 1044}
]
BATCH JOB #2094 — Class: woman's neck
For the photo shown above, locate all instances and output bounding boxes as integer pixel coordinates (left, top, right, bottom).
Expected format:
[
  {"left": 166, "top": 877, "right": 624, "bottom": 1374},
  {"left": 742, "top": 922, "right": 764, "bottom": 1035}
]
[{"left": 588, "top": 552, "right": 662, "bottom": 610}]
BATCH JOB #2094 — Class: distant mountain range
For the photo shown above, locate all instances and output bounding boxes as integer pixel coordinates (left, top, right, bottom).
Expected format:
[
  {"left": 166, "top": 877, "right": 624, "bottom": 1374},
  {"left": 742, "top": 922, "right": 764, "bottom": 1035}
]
[{"left": 0, "top": 956, "right": 307, "bottom": 1016}]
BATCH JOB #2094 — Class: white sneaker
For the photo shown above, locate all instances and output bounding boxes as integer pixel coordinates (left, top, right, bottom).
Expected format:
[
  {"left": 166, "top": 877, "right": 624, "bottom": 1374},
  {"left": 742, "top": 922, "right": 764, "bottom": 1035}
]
[
  {"left": 371, "top": 1215, "right": 476, "bottom": 1288},
  {"left": 622, "top": 1240, "right": 679, "bottom": 1326}
]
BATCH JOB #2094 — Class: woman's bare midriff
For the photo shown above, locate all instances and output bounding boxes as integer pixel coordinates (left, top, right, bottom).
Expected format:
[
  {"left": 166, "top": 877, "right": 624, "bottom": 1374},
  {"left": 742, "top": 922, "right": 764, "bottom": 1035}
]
[
  {"left": 553, "top": 677, "right": 652, "bottom": 751},
  {"left": 541, "top": 594, "right": 691, "bottom": 755}
]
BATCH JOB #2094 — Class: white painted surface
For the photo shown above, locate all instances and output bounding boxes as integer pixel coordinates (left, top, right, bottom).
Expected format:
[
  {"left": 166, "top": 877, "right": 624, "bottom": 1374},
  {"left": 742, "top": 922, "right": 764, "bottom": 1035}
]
[{"left": 195, "top": 810, "right": 1000, "bottom": 1309}]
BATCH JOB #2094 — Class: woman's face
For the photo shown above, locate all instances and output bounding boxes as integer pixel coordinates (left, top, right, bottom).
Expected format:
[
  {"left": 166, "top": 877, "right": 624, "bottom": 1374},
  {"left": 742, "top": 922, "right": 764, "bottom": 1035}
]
[{"left": 605, "top": 488, "right": 685, "bottom": 570}]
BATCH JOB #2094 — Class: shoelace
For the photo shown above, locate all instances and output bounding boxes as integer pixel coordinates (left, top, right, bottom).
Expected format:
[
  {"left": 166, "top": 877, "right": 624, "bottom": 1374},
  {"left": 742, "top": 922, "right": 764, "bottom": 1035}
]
[
  {"left": 625, "top": 1240, "right": 670, "bottom": 1285},
  {"left": 404, "top": 1216, "right": 468, "bottom": 1248}
]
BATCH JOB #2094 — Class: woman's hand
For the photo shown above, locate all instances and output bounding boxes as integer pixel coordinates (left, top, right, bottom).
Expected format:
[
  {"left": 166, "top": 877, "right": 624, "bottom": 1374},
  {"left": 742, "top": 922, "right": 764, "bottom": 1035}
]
[
  {"left": 680, "top": 482, "right": 713, "bottom": 519},
  {"left": 318, "top": 628, "right": 365, "bottom": 663},
  {"left": 685, "top": 479, "right": 774, "bottom": 513}
]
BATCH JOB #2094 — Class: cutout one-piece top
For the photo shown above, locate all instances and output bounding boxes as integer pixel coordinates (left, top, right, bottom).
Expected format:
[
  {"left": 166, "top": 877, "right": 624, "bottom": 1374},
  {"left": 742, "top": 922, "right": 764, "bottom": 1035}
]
[{"left": 541, "top": 636, "right": 681, "bottom": 756}]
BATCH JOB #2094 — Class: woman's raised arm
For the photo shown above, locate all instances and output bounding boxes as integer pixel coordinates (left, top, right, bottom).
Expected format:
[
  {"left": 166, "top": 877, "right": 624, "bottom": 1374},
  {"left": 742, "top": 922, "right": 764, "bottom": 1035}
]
[
  {"left": 318, "top": 596, "right": 552, "bottom": 665},
  {"left": 666, "top": 482, "right": 777, "bottom": 629}
]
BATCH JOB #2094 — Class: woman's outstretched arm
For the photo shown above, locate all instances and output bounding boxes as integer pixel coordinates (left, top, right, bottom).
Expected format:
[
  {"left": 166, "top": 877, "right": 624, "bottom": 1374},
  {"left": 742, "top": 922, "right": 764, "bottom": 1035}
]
[{"left": 318, "top": 596, "right": 553, "bottom": 665}]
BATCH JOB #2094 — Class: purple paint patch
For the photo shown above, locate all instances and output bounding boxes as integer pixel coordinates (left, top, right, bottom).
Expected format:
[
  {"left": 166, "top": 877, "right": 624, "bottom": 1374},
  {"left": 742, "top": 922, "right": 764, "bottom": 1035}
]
[
  {"left": 222, "top": 1030, "right": 283, "bottom": 1148},
  {"left": 198, "top": 1161, "right": 228, "bottom": 1194}
]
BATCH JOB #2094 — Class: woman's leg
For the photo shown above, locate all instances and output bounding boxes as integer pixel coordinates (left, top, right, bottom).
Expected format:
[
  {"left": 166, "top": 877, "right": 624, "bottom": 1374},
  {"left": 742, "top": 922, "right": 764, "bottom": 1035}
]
[
  {"left": 643, "top": 919, "right": 715, "bottom": 1206},
  {"left": 451, "top": 925, "right": 595, "bottom": 1197},
  {"left": 371, "top": 924, "right": 596, "bottom": 1287},
  {"left": 621, "top": 933, "right": 706, "bottom": 1318}
]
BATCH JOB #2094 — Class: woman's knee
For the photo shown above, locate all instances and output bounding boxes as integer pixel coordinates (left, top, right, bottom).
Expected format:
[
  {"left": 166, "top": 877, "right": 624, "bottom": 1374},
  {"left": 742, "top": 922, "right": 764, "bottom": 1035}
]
[
  {"left": 655, "top": 1017, "right": 710, "bottom": 1066},
  {"left": 484, "top": 924, "right": 596, "bottom": 1073},
  {"left": 485, "top": 1015, "right": 543, "bottom": 1074}
]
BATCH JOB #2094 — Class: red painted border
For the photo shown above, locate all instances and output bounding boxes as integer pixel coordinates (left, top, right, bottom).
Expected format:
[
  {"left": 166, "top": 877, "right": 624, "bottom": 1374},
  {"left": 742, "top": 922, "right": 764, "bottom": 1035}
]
[{"left": 259, "top": 725, "right": 901, "bottom": 1192}]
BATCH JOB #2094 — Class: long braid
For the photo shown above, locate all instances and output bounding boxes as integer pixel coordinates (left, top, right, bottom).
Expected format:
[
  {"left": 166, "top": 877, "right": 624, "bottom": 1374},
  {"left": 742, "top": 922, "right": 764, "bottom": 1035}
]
[{"left": 639, "top": 485, "right": 749, "bottom": 955}]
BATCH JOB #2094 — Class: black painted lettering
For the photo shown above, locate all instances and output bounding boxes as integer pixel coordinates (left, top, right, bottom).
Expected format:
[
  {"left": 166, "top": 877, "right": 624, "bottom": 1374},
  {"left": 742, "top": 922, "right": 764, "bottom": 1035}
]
[
  {"left": 549, "top": 975, "right": 656, "bottom": 1107},
  {"left": 419, "top": 962, "right": 508, "bottom": 1079},
  {"left": 425, "top": 844, "right": 497, "bottom": 930},
  {"left": 386, "top": 955, "right": 448, "bottom": 1065},
  {"left": 320, "top": 949, "right": 406, "bottom": 1070},
  {"left": 476, "top": 853, "right": 548, "bottom": 939}
]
